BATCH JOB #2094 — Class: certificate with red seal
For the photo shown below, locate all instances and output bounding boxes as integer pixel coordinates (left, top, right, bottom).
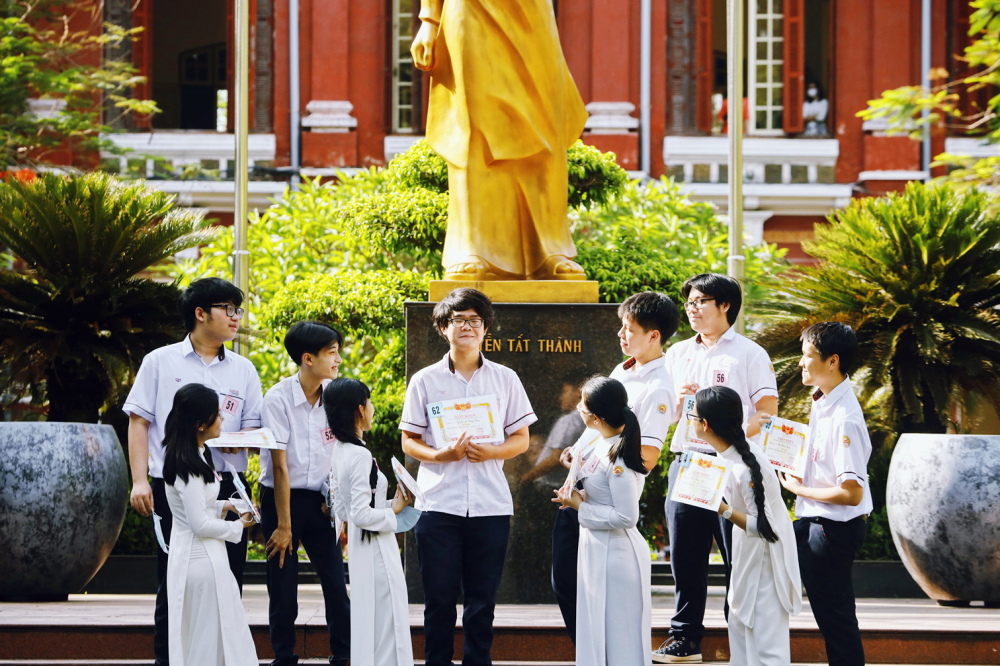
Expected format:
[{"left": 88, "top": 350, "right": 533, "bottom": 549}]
[{"left": 426, "top": 394, "right": 504, "bottom": 446}]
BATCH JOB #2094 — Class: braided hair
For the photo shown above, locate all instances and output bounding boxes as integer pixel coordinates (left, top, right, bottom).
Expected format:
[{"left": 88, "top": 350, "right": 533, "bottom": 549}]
[
  {"left": 695, "top": 386, "right": 778, "bottom": 543},
  {"left": 323, "top": 378, "right": 379, "bottom": 541},
  {"left": 581, "top": 376, "right": 647, "bottom": 476}
]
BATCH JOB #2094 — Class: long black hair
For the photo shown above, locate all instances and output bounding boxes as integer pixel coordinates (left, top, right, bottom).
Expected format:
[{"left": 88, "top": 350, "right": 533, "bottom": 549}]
[
  {"left": 162, "top": 383, "right": 219, "bottom": 486},
  {"left": 695, "top": 386, "right": 778, "bottom": 543},
  {"left": 581, "top": 376, "right": 647, "bottom": 476},
  {"left": 323, "top": 378, "right": 379, "bottom": 541}
]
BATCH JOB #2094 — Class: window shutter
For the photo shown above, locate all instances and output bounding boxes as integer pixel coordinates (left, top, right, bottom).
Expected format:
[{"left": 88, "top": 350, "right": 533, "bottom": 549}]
[
  {"left": 782, "top": 0, "right": 805, "bottom": 133},
  {"left": 695, "top": 0, "right": 714, "bottom": 133}
]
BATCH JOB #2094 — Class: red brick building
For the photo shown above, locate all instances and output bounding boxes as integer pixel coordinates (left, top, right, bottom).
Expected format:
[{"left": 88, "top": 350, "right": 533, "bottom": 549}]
[{"left": 93, "top": 0, "right": 987, "bottom": 258}]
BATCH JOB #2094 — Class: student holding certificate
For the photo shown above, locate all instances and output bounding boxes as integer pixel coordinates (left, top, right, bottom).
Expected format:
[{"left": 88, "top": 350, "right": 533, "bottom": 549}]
[
  {"left": 554, "top": 291, "right": 678, "bottom": 643},
  {"left": 399, "top": 288, "right": 537, "bottom": 666},
  {"left": 779, "top": 323, "right": 872, "bottom": 666},
  {"left": 327, "top": 378, "right": 415, "bottom": 666},
  {"left": 554, "top": 377, "right": 651, "bottom": 666},
  {"left": 260, "top": 321, "right": 351, "bottom": 666},
  {"left": 162, "top": 384, "right": 258, "bottom": 666},
  {"left": 656, "top": 274, "right": 778, "bottom": 664},
  {"left": 689, "top": 386, "right": 801, "bottom": 666}
]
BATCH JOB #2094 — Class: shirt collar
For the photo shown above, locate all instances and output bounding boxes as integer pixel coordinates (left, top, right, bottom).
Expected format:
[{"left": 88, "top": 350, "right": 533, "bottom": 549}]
[
  {"left": 292, "top": 373, "right": 329, "bottom": 407},
  {"left": 622, "top": 354, "right": 666, "bottom": 377},
  {"left": 812, "top": 375, "right": 852, "bottom": 404},
  {"left": 694, "top": 326, "right": 737, "bottom": 347},
  {"left": 444, "top": 351, "right": 485, "bottom": 374},
  {"left": 181, "top": 334, "right": 226, "bottom": 362}
]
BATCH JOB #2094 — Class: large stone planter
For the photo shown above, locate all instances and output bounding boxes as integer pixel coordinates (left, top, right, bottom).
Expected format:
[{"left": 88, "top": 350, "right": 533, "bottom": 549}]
[
  {"left": 0, "top": 423, "right": 128, "bottom": 601},
  {"left": 886, "top": 434, "right": 1000, "bottom": 606}
]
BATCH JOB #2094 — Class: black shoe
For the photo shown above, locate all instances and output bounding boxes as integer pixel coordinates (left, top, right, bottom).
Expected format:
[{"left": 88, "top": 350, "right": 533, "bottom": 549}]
[
  {"left": 652, "top": 636, "right": 702, "bottom": 663},
  {"left": 328, "top": 657, "right": 349, "bottom": 666}
]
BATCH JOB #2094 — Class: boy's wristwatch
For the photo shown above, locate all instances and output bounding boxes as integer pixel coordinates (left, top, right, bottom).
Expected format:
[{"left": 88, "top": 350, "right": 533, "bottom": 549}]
[{"left": 721, "top": 506, "right": 733, "bottom": 520}]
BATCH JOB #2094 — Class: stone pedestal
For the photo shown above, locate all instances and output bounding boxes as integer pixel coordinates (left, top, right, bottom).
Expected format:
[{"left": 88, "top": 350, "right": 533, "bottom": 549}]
[
  {"left": 403, "top": 301, "right": 622, "bottom": 603},
  {"left": 428, "top": 280, "right": 599, "bottom": 304}
]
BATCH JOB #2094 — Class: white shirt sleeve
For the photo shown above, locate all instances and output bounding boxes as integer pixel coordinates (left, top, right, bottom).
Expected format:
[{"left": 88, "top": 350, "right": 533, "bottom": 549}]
[
  {"left": 503, "top": 373, "right": 537, "bottom": 434},
  {"left": 577, "top": 464, "right": 641, "bottom": 530},
  {"left": 176, "top": 477, "right": 244, "bottom": 543},
  {"left": 240, "top": 365, "right": 264, "bottom": 430},
  {"left": 746, "top": 347, "right": 779, "bottom": 406},
  {"left": 262, "top": 390, "right": 292, "bottom": 446},
  {"left": 344, "top": 449, "right": 397, "bottom": 532},
  {"left": 399, "top": 374, "right": 430, "bottom": 436},
  {"left": 833, "top": 418, "right": 870, "bottom": 486},
  {"left": 634, "top": 386, "right": 674, "bottom": 450},
  {"left": 123, "top": 353, "right": 159, "bottom": 423}
]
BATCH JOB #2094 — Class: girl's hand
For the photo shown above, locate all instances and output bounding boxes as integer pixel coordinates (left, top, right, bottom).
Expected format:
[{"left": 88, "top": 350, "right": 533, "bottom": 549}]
[
  {"left": 559, "top": 446, "right": 575, "bottom": 470},
  {"left": 223, "top": 500, "right": 236, "bottom": 515},
  {"left": 391, "top": 485, "right": 415, "bottom": 514},
  {"left": 238, "top": 512, "right": 255, "bottom": 527},
  {"left": 552, "top": 485, "right": 583, "bottom": 511}
]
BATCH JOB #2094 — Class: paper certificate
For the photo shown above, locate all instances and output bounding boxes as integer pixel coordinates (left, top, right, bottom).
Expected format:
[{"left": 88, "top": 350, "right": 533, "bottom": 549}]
[
  {"left": 391, "top": 456, "right": 426, "bottom": 505},
  {"left": 669, "top": 395, "right": 715, "bottom": 454},
  {"left": 669, "top": 451, "right": 732, "bottom": 512},
  {"left": 426, "top": 394, "right": 504, "bottom": 446},
  {"left": 206, "top": 427, "right": 283, "bottom": 450},
  {"left": 760, "top": 417, "right": 810, "bottom": 476}
]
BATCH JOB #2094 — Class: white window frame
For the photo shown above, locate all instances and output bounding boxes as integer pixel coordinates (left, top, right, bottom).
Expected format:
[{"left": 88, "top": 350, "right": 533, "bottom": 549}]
[
  {"left": 391, "top": 0, "right": 416, "bottom": 134},
  {"left": 747, "top": 0, "right": 784, "bottom": 135}
]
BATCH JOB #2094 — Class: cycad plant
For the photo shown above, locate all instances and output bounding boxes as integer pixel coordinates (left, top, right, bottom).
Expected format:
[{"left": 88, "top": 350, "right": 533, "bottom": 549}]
[
  {"left": 0, "top": 172, "right": 217, "bottom": 422},
  {"left": 754, "top": 182, "right": 1000, "bottom": 440}
]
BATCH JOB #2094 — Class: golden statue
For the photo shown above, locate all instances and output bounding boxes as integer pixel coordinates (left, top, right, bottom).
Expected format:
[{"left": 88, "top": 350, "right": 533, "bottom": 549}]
[{"left": 411, "top": 0, "right": 590, "bottom": 281}]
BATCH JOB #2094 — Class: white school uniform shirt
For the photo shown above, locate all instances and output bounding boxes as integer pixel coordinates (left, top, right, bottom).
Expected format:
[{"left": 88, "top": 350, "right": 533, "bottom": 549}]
[
  {"left": 259, "top": 374, "right": 334, "bottom": 492},
  {"left": 664, "top": 326, "right": 778, "bottom": 452},
  {"left": 123, "top": 335, "right": 263, "bottom": 478},
  {"left": 568, "top": 355, "right": 676, "bottom": 473},
  {"left": 398, "top": 353, "right": 537, "bottom": 517},
  {"left": 797, "top": 376, "right": 874, "bottom": 521}
]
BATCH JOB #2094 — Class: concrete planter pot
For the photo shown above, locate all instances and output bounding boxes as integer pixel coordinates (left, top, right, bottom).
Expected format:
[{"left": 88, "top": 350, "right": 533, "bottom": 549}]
[
  {"left": 0, "top": 422, "right": 128, "bottom": 601},
  {"left": 886, "top": 434, "right": 1000, "bottom": 606}
]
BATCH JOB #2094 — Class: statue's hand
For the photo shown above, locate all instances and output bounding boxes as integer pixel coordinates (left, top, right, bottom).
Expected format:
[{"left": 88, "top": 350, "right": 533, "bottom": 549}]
[{"left": 411, "top": 21, "right": 438, "bottom": 71}]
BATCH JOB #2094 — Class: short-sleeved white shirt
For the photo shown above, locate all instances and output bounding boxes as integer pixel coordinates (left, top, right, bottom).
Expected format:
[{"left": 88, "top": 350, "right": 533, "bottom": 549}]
[
  {"left": 664, "top": 326, "right": 778, "bottom": 452},
  {"left": 123, "top": 335, "right": 263, "bottom": 478},
  {"left": 797, "top": 376, "right": 874, "bottom": 521},
  {"left": 610, "top": 355, "right": 677, "bottom": 451},
  {"left": 399, "top": 353, "right": 538, "bottom": 517},
  {"left": 259, "top": 374, "right": 334, "bottom": 492}
]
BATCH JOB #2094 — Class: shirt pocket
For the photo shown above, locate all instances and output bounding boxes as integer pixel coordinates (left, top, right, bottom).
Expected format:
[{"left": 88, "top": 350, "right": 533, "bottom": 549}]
[{"left": 219, "top": 392, "right": 245, "bottom": 427}]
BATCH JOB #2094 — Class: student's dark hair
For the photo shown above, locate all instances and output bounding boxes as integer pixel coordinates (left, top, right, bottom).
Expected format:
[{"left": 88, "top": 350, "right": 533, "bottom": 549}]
[
  {"left": 561, "top": 367, "right": 593, "bottom": 391},
  {"left": 162, "top": 383, "right": 220, "bottom": 486},
  {"left": 431, "top": 288, "right": 495, "bottom": 338},
  {"left": 695, "top": 386, "right": 778, "bottom": 543},
  {"left": 179, "top": 278, "right": 245, "bottom": 332},
  {"left": 800, "top": 321, "right": 857, "bottom": 375},
  {"left": 323, "top": 378, "right": 379, "bottom": 541},
  {"left": 284, "top": 320, "right": 344, "bottom": 366},
  {"left": 618, "top": 291, "right": 681, "bottom": 345},
  {"left": 681, "top": 273, "right": 742, "bottom": 326},
  {"left": 582, "top": 376, "right": 647, "bottom": 476}
]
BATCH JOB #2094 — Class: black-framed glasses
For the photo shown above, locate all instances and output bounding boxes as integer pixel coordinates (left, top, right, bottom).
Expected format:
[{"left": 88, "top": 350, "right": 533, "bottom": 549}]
[
  {"left": 685, "top": 412, "right": 705, "bottom": 422},
  {"left": 683, "top": 297, "right": 716, "bottom": 311},
  {"left": 211, "top": 303, "right": 245, "bottom": 318},
  {"left": 449, "top": 317, "right": 484, "bottom": 329}
]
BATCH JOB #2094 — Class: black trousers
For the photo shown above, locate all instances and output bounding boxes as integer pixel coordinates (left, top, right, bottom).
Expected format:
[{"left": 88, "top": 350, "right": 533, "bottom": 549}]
[
  {"left": 550, "top": 507, "right": 579, "bottom": 644},
  {"left": 795, "top": 516, "right": 868, "bottom": 666},
  {"left": 151, "top": 474, "right": 250, "bottom": 666},
  {"left": 260, "top": 486, "right": 351, "bottom": 665},
  {"left": 414, "top": 511, "right": 511, "bottom": 666},
  {"left": 664, "top": 458, "right": 732, "bottom": 646}
]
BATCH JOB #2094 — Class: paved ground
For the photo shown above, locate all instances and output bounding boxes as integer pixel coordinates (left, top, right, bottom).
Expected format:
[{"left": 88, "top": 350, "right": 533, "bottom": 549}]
[{"left": 2, "top": 585, "right": 998, "bottom": 632}]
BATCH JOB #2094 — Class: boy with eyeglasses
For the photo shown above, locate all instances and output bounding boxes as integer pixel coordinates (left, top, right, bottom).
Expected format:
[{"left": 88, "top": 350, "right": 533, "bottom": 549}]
[
  {"left": 124, "top": 277, "right": 264, "bottom": 666},
  {"left": 400, "top": 288, "right": 537, "bottom": 666},
  {"left": 779, "top": 322, "right": 871, "bottom": 666},
  {"left": 653, "top": 273, "right": 778, "bottom": 664},
  {"left": 553, "top": 291, "right": 680, "bottom": 643}
]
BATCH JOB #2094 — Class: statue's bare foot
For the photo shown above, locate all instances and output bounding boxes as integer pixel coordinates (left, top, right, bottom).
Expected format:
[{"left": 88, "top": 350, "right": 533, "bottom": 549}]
[
  {"left": 530, "top": 255, "right": 587, "bottom": 281},
  {"left": 444, "top": 257, "right": 502, "bottom": 281}
]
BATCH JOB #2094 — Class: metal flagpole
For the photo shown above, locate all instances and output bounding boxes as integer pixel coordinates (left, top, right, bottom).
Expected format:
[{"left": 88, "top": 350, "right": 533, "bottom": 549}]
[
  {"left": 233, "top": 0, "right": 251, "bottom": 355},
  {"left": 727, "top": 0, "right": 746, "bottom": 334}
]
